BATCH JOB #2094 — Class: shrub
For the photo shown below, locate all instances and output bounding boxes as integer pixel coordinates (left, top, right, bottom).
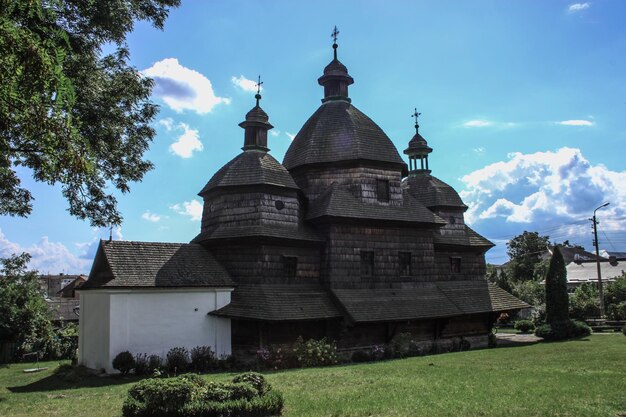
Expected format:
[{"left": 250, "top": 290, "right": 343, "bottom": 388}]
[
  {"left": 535, "top": 319, "right": 591, "bottom": 341},
  {"left": 371, "top": 345, "right": 385, "bottom": 361},
  {"left": 123, "top": 373, "right": 283, "bottom": 417},
  {"left": 166, "top": 347, "right": 190, "bottom": 374},
  {"left": 622, "top": 324, "right": 626, "bottom": 337},
  {"left": 458, "top": 338, "right": 471, "bottom": 351},
  {"left": 390, "top": 332, "right": 415, "bottom": 358},
  {"left": 148, "top": 354, "right": 162, "bottom": 372},
  {"left": 351, "top": 350, "right": 371, "bottom": 363},
  {"left": 256, "top": 345, "right": 297, "bottom": 370},
  {"left": 293, "top": 336, "right": 338, "bottom": 367},
  {"left": 113, "top": 351, "right": 136, "bottom": 375},
  {"left": 190, "top": 345, "right": 216, "bottom": 373},
  {"left": 232, "top": 372, "right": 271, "bottom": 396},
  {"left": 488, "top": 333, "right": 497, "bottom": 348},
  {"left": 607, "top": 301, "right": 626, "bottom": 321},
  {"left": 514, "top": 320, "right": 535, "bottom": 334},
  {"left": 134, "top": 353, "right": 149, "bottom": 376},
  {"left": 545, "top": 247, "right": 569, "bottom": 324}
]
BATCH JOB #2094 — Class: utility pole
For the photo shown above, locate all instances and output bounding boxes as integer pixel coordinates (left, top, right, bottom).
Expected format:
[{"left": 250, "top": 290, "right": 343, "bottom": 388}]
[{"left": 591, "top": 202, "right": 610, "bottom": 317}]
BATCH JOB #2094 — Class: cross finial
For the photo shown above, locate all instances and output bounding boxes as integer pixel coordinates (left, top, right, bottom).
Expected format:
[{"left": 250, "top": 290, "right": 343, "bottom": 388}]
[
  {"left": 412, "top": 108, "right": 421, "bottom": 131},
  {"left": 254, "top": 75, "right": 263, "bottom": 105},
  {"left": 331, "top": 26, "right": 339, "bottom": 44}
]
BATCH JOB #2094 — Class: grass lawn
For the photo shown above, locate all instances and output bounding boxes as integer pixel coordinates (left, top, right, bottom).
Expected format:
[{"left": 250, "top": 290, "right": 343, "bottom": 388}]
[{"left": 1, "top": 334, "right": 625, "bottom": 417}]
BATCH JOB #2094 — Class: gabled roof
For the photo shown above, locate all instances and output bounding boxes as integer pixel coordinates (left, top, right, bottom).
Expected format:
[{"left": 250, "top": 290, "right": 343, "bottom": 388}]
[
  {"left": 402, "top": 174, "right": 468, "bottom": 210},
  {"left": 191, "top": 224, "right": 324, "bottom": 244},
  {"left": 212, "top": 284, "right": 342, "bottom": 321},
  {"left": 433, "top": 226, "right": 495, "bottom": 248},
  {"left": 283, "top": 101, "right": 407, "bottom": 173},
  {"left": 306, "top": 184, "right": 446, "bottom": 225},
  {"left": 81, "top": 240, "right": 234, "bottom": 289},
  {"left": 565, "top": 260, "right": 625, "bottom": 284},
  {"left": 199, "top": 150, "right": 298, "bottom": 196},
  {"left": 332, "top": 281, "right": 529, "bottom": 323}
]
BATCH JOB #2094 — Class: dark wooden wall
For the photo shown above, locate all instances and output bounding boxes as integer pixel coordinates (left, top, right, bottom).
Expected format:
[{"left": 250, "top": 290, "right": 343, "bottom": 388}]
[{"left": 433, "top": 249, "right": 487, "bottom": 281}]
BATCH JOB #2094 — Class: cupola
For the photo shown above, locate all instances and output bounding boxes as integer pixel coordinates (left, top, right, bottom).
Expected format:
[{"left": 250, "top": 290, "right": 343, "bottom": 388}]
[
  {"left": 317, "top": 26, "right": 354, "bottom": 103},
  {"left": 404, "top": 109, "right": 433, "bottom": 174},
  {"left": 239, "top": 76, "right": 273, "bottom": 151}
]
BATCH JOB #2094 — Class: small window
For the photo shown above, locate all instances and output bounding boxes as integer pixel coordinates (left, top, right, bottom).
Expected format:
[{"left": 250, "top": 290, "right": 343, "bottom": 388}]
[
  {"left": 450, "top": 257, "right": 461, "bottom": 273},
  {"left": 399, "top": 252, "right": 412, "bottom": 276},
  {"left": 283, "top": 256, "right": 297, "bottom": 279},
  {"left": 275, "top": 200, "right": 285, "bottom": 210},
  {"left": 376, "top": 179, "right": 390, "bottom": 202},
  {"left": 360, "top": 251, "right": 375, "bottom": 277}
]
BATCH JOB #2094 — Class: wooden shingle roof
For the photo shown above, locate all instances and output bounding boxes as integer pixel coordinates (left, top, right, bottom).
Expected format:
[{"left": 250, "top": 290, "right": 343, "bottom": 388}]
[
  {"left": 283, "top": 101, "right": 407, "bottom": 173},
  {"left": 306, "top": 184, "right": 446, "bottom": 225},
  {"left": 332, "top": 281, "right": 529, "bottom": 323},
  {"left": 192, "top": 224, "right": 324, "bottom": 244},
  {"left": 199, "top": 150, "right": 299, "bottom": 196},
  {"left": 212, "top": 285, "right": 342, "bottom": 321},
  {"left": 81, "top": 240, "right": 234, "bottom": 289},
  {"left": 434, "top": 226, "right": 495, "bottom": 248},
  {"left": 402, "top": 174, "right": 468, "bottom": 210}
]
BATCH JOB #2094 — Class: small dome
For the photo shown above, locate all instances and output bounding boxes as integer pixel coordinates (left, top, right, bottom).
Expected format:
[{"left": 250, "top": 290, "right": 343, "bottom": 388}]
[
  {"left": 283, "top": 101, "right": 407, "bottom": 173},
  {"left": 244, "top": 105, "right": 270, "bottom": 124},
  {"left": 200, "top": 150, "right": 299, "bottom": 195},
  {"left": 402, "top": 174, "right": 468, "bottom": 210},
  {"left": 323, "top": 59, "right": 349, "bottom": 77}
]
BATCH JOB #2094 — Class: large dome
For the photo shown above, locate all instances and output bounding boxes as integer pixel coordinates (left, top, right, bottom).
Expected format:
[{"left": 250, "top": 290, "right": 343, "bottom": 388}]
[
  {"left": 283, "top": 101, "right": 407, "bottom": 172},
  {"left": 199, "top": 150, "right": 298, "bottom": 196},
  {"left": 402, "top": 174, "right": 467, "bottom": 210}
]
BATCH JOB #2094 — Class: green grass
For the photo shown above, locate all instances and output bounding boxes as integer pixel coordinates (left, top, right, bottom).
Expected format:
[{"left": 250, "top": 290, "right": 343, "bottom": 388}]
[{"left": 1, "top": 334, "right": 625, "bottom": 417}]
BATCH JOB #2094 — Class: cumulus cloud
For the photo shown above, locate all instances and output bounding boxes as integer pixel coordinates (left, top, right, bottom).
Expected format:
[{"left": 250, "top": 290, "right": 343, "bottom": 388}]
[
  {"left": 169, "top": 123, "right": 203, "bottom": 158},
  {"left": 0, "top": 227, "right": 122, "bottom": 274},
  {"left": 557, "top": 119, "right": 594, "bottom": 126},
  {"left": 170, "top": 199, "right": 203, "bottom": 221},
  {"left": 143, "top": 58, "right": 230, "bottom": 114},
  {"left": 568, "top": 3, "right": 591, "bottom": 13},
  {"left": 141, "top": 211, "right": 161, "bottom": 222},
  {"left": 231, "top": 75, "right": 261, "bottom": 92},
  {"left": 460, "top": 148, "right": 626, "bottom": 259},
  {"left": 463, "top": 120, "right": 492, "bottom": 128},
  {"left": 158, "top": 117, "right": 174, "bottom": 131}
]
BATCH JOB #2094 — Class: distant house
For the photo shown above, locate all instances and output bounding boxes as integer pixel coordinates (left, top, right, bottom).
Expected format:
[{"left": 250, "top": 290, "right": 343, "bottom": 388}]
[
  {"left": 39, "top": 274, "right": 86, "bottom": 323},
  {"left": 565, "top": 259, "right": 625, "bottom": 292}
]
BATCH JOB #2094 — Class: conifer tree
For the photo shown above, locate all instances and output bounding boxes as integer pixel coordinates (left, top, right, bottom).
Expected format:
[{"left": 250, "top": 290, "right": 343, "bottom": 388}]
[{"left": 545, "top": 246, "right": 569, "bottom": 324}]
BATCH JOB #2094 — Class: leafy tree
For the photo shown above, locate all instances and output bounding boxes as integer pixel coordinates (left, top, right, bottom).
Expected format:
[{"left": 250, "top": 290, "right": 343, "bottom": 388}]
[
  {"left": 569, "top": 283, "right": 600, "bottom": 320},
  {"left": 0, "top": 253, "right": 55, "bottom": 358},
  {"left": 605, "top": 273, "right": 626, "bottom": 306},
  {"left": 511, "top": 280, "right": 545, "bottom": 306},
  {"left": 506, "top": 231, "right": 550, "bottom": 282},
  {"left": 545, "top": 247, "right": 568, "bottom": 324},
  {"left": 1, "top": 0, "right": 180, "bottom": 226}
]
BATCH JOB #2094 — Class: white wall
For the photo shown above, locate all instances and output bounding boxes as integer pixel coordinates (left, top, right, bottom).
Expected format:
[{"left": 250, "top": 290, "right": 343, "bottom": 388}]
[
  {"left": 78, "top": 292, "right": 110, "bottom": 371},
  {"left": 78, "top": 288, "right": 232, "bottom": 373}
]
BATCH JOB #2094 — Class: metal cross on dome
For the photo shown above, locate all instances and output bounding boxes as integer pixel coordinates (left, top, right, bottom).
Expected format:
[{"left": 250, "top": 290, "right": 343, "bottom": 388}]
[
  {"left": 255, "top": 75, "right": 263, "bottom": 95},
  {"left": 331, "top": 26, "right": 339, "bottom": 44},
  {"left": 412, "top": 108, "right": 421, "bottom": 125}
]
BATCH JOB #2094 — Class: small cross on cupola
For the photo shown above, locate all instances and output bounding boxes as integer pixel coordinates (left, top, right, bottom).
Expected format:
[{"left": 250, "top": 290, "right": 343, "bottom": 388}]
[
  {"left": 403, "top": 108, "right": 433, "bottom": 174},
  {"left": 239, "top": 75, "right": 273, "bottom": 152},
  {"left": 318, "top": 26, "right": 354, "bottom": 103}
]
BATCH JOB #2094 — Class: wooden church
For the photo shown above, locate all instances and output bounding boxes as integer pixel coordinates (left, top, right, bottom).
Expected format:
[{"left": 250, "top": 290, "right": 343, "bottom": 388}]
[{"left": 78, "top": 33, "right": 527, "bottom": 370}]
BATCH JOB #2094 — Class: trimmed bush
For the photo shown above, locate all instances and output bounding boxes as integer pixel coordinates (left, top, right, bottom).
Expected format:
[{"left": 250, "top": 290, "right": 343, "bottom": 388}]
[
  {"left": 113, "top": 351, "right": 135, "bottom": 375},
  {"left": 190, "top": 345, "right": 216, "bottom": 373},
  {"left": 351, "top": 350, "right": 371, "bottom": 363},
  {"left": 545, "top": 247, "right": 569, "bottom": 325},
  {"left": 535, "top": 319, "right": 591, "bottom": 341},
  {"left": 514, "top": 320, "right": 535, "bottom": 334},
  {"left": 166, "top": 347, "right": 190, "bottom": 374},
  {"left": 122, "top": 372, "right": 283, "bottom": 417}
]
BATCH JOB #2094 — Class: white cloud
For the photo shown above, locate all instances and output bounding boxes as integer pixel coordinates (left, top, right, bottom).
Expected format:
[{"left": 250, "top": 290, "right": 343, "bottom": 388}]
[
  {"left": 460, "top": 147, "right": 626, "bottom": 259},
  {"left": 568, "top": 3, "right": 591, "bottom": 13},
  {"left": 557, "top": 119, "right": 594, "bottom": 126},
  {"left": 463, "top": 120, "right": 492, "bottom": 128},
  {"left": 231, "top": 75, "right": 261, "bottom": 92},
  {"left": 286, "top": 132, "right": 296, "bottom": 141},
  {"left": 158, "top": 117, "right": 174, "bottom": 131},
  {"left": 0, "top": 227, "right": 122, "bottom": 274},
  {"left": 143, "top": 58, "right": 230, "bottom": 114},
  {"left": 169, "top": 123, "right": 203, "bottom": 158},
  {"left": 141, "top": 211, "right": 161, "bottom": 222},
  {"left": 270, "top": 130, "right": 280, "bottom": 137},
  {"left": 170, "top": 199, "right": 203, "bottom": 221},
  {"left": 473, "top": 147, "right": 486, "bottom": 155}
]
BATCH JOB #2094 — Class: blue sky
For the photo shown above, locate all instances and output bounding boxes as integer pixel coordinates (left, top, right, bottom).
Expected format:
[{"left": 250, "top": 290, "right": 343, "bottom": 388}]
[{"left": 2, "top": 0, "right": 626, "bottom": 273}]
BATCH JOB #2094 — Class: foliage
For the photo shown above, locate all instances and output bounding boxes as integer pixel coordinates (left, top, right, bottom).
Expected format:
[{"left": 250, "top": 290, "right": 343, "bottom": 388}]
[
  {"left": 389, "top": 332, "right": 425, "bottom": 358},
  {"left": 351, "top": 350, "right": 372, "bottom": 363},
  {"left": 0, "top": 253, "right": 58, "bottom": 360},
  {"left": 623, "top": 324, "right": 626, "bottom": 337},
  {"left": 511, "top": 279, "right": 545, "bottom": 306},
  {"left": 112, "top": 351, "right": 136, "bottom": 375},
  {"left": 506, "top": 231, "right": 550, "bottom": 282},
  {"left": 535, "top": 320, "right": 590, "bottom": 341},
  {"left": 514, "top": 320, "right": 535, "bottom": 333},
  {"left": 0, "top": 0, "right": 180, "bottom": 226},
  {"left": 166, "top": 347, "right": 190, "bottom": 374},
  {"left": 256, "top": 345, "right": 296, "bottom": 370},
  {"left": 486, "top": 264, "right": 512, "bottom": 293},
  {"left": 607, "top": 302, "right": 626, "bottom": 321},
  {"left": 122, "top": 372, "right": 283, "bottom": 417},
  {"left": 190, "top": 345, "right": 217, "bottom": 373},
  {"left": 545, "top": 247, "right": 569, "bottom": 325},
  {"left": 605, "top": 274, "right": 626, "bottom": 307},
  {"left": 488, "top": 333, "right": 497, "bottom": 348},
  {"left": 292, "top": 336, "right": 338, "bottom": 367},
  {"left": 569, "top": 283, "right": 601, "bottom": 320}
]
